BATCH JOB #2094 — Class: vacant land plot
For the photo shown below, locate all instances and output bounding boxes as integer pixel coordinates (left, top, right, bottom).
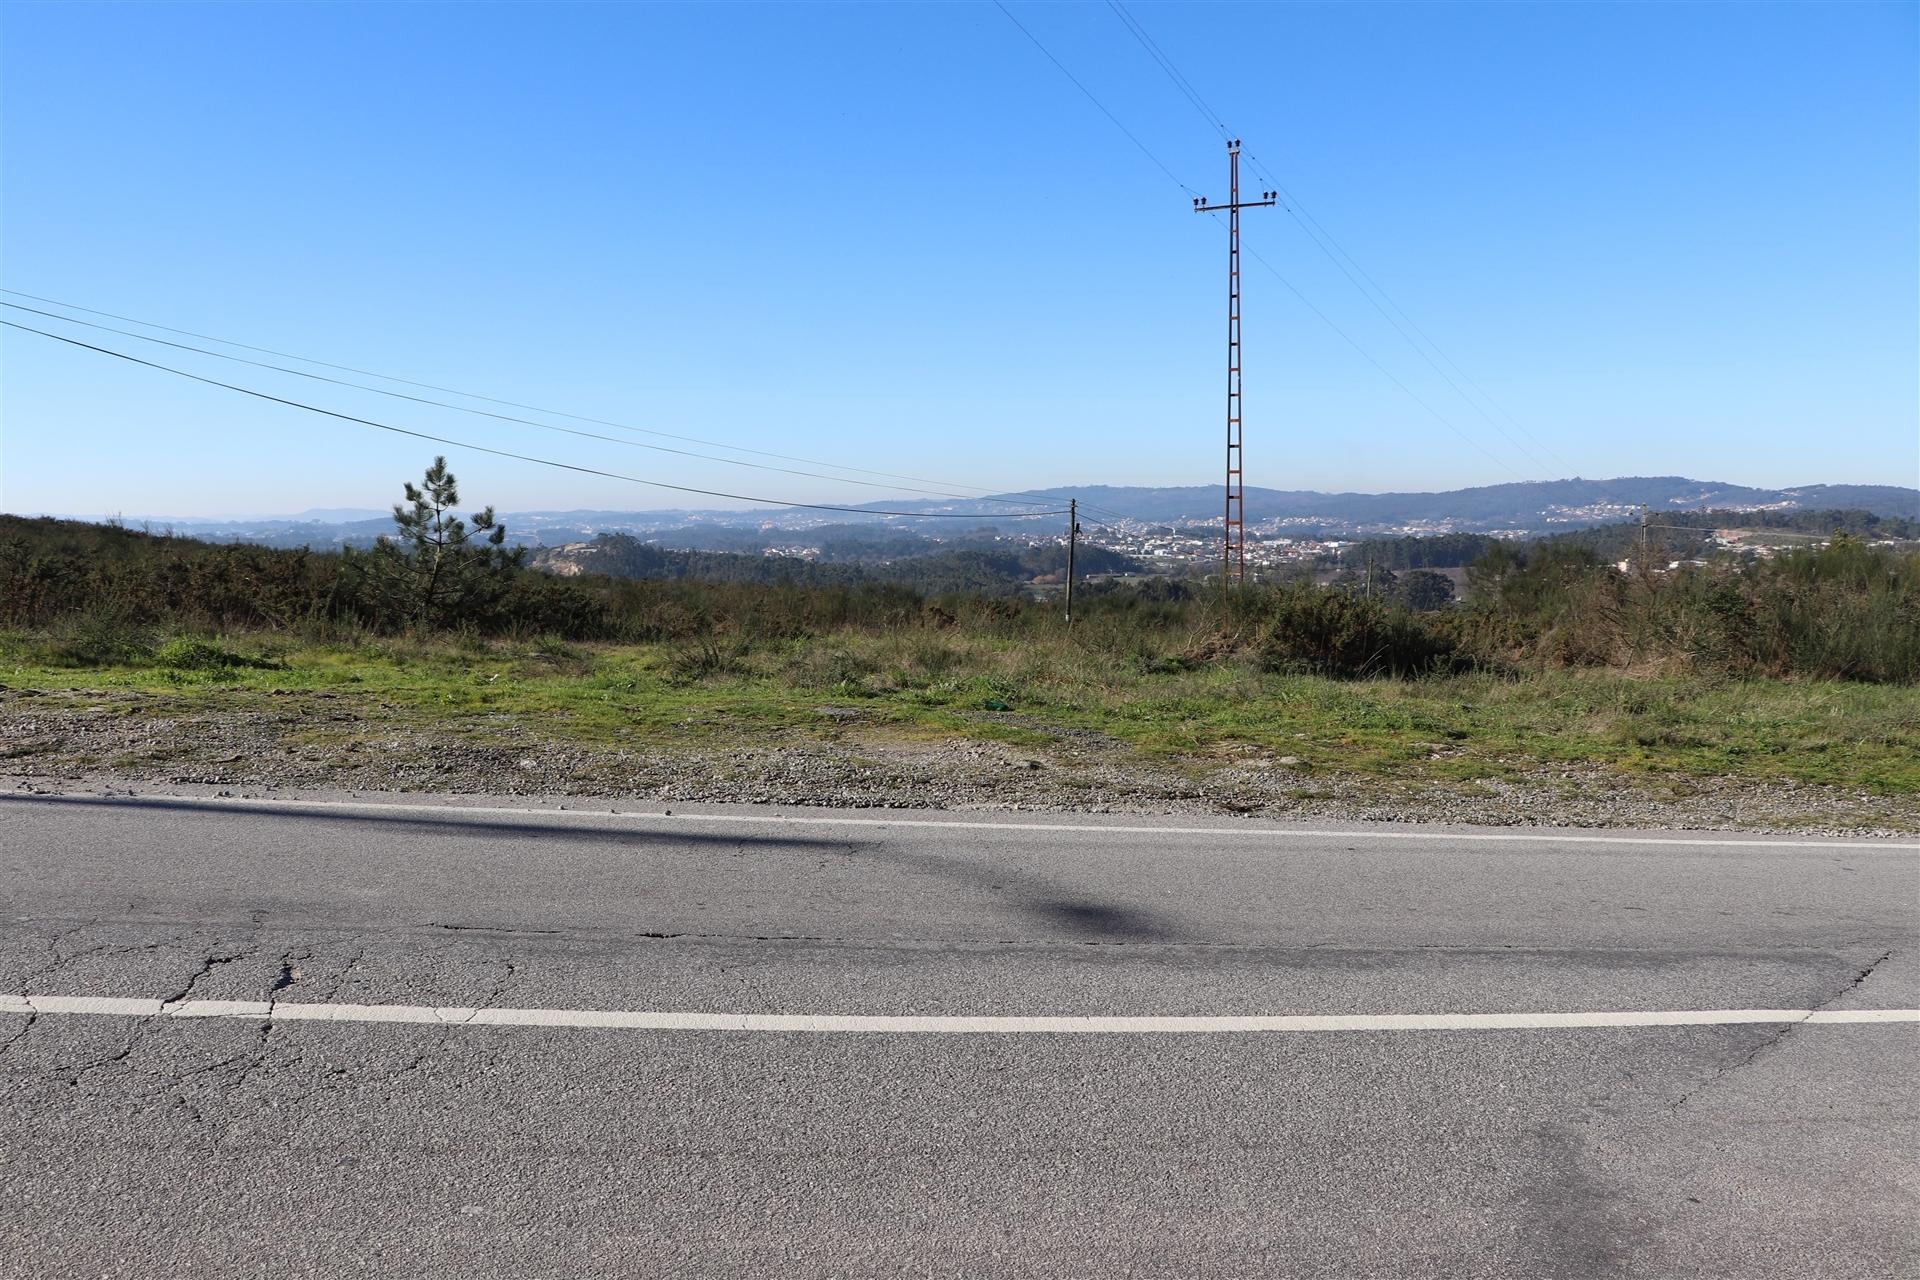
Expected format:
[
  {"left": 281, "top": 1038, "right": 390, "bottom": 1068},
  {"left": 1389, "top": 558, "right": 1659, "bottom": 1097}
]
[{"left": 5, "top": 631, "right": 1915, "bottom": 832}]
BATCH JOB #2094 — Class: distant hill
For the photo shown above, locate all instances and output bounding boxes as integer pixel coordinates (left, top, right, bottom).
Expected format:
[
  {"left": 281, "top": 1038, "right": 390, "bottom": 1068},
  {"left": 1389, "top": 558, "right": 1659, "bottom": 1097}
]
[
  {"left": 27, "top": 476, "right": 1916, "bottom": 546},
  {"left": 944, "top": 478, "right": 1919, "bottom": 530},
  {"left": 290, "top": 507, "right": 387, "bottom": 523}
]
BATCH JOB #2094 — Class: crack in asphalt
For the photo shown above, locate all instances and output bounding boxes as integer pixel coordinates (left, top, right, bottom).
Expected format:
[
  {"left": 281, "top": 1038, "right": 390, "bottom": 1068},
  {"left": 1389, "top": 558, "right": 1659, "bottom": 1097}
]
[
  {"left": 7, "top": 920, "right": 144, "bottom": 999},
  {"left": 66, "top": 937, "right": 260, "bottom": 1089},
  {"left": 32, "top": 937, "right": 460, "bottom": 1112},
  {"left": 324, "top": 943, "right": 369, "bottom": 1002},
  {"left": 1669, "top": 948, "right": 1896, "bottom": 1112},
  {"left": 160, "top": 942, "right": 255, "bottom": 1009},
  {"left": 231, "top": 947, "right": 310, "bottom": 1092},
  {"left": 0, "top": 1009, "right": 36, "bottom": 1057},
  {"left": 54, "top": 919, "right": 285, "bottom": 1093},
  {"left": 425, "top": 923, "right": 561, "bottom": 936},
  {"left": 7, "top": 923, "right": 1906, "bottom": 1115}
]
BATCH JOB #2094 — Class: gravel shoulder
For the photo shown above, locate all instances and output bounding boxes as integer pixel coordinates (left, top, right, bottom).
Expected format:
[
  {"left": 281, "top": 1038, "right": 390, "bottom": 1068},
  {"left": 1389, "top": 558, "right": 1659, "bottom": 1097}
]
[{"left": 6, "top": 686, "right": 1916, "bottom": 835}]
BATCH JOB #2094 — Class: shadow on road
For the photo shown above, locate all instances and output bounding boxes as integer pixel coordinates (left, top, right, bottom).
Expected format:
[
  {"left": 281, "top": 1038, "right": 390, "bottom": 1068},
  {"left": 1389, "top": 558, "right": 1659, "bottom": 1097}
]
[
  {"left": 5, "top": 793, "right": 1188, "bottom": 942},
  {"left": 0, "top": 793, "right": 849, "bottom": 852}
]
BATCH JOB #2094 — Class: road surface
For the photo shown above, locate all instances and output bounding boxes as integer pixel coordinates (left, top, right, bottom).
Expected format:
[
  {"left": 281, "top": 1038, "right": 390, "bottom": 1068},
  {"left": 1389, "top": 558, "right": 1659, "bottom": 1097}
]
[{"left": 1, "top": 790, "right": 1915, "bottom": 1277}]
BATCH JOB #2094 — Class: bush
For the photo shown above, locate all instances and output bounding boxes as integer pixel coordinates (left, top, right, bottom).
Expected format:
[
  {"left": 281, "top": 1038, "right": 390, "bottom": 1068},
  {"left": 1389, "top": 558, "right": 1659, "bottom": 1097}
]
[
  {"left": 665, "top": 636, "right": 751, "bottom": 683},
  {"left": 45, "top": 610, "right": 154, "bottom": 667},
  {"left": 531, "top": 635, "right": 586, "bottom": 662},
  {"left": 1255, "top": 585, "right": 1456, "bottom": 678},
  {"left": 1741, "top": 542, "right": 1920, "bottom": 682},
  {"left": 154, "top": 636, "right": 252, "bottom": 670},
  {"left": 1448, "top": 537, "right": 1920, "bottom": 683}
]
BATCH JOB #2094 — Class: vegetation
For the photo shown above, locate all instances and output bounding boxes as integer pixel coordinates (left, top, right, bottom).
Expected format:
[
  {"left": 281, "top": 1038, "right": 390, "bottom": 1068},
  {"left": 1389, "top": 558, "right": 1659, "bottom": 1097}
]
[
  {"left": 1324, "top": 508, "right": 1919, "bottom": 574},
  {"left": 547, "top": 531, "right": 1141, "bottom": 594},
  {"left": 3, "top": 465, "right": 1916, "bottom": 800},
  {"left": 1539, "top": 507, "right": 1919, "bottom": 564},
  {"left": 3, "top": 622, "right": 1914, "bottom": 799},
  {"left": 1320, "top": 566, "right": 1458, "bottom": 612},
  {"left": 4, "top": 502, "right": 1915, "bottom": 685},
  {"left": 1457, "top": 536, "right": 1920, "bottom": 684},
  {"left": 368, "top": 457, "right": 521, "bottom": 626},
  {"left": 1319, "top": 532, "right": 1499, "bottom": 570}
]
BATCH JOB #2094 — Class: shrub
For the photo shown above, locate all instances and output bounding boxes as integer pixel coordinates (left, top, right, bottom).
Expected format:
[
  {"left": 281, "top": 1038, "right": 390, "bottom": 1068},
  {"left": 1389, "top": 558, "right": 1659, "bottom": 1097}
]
[
  {"left": 531, "top": 635, "right": 585, "bottom": 662},
  {"left": 46, "top": 609, "right": 154, "bottom": 667},
  {"left": 665, "top": 636, "right": 751, "bottom": 683},
  {"left": 906, "top": 636, "right": 962, "bottom": 679},
  {"left": 154, "top": 636, "right": 251, "bottom": 670},
  {"left": 793, "top": 646, "right": 880, "bottom": 694},
  {"left": 1448, "top": 537, "right": 1920, "bottom": 683},
  {"left": 1255, "top": 585, "right": 1455, "bottom": 678}
]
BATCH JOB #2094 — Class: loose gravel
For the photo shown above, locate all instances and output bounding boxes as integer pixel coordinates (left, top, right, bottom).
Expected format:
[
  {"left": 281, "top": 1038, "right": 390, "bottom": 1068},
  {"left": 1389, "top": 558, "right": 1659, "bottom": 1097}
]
[{"left": 4, "top": 686, "right": 1915, "bottom": 834}]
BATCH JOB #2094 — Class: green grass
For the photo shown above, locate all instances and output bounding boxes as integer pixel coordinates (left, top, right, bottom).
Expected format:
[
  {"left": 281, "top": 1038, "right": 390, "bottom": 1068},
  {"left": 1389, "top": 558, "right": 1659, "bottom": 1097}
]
[{"left": 2, "top": 627, "right": 1916, "bottom": 794}]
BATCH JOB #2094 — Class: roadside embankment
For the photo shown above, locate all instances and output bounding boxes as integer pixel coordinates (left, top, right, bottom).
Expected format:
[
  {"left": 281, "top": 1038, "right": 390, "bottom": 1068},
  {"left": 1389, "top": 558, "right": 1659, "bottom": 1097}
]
[{"left": 5, "top": 640, "right": 1916, "bottom": 834}]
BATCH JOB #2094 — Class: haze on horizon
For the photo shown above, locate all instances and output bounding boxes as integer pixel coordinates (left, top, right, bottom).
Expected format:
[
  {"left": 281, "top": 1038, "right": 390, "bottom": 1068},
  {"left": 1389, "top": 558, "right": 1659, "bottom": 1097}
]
[{"left": 2, "top": 2, "right": 1915, "bottom": 519}]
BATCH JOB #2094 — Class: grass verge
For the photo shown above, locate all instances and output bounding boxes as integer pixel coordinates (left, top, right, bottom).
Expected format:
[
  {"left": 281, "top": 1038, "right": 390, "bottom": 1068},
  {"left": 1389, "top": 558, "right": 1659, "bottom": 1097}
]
[{"left": 3, "top": 628, "right": 1915, "bottom": 796}]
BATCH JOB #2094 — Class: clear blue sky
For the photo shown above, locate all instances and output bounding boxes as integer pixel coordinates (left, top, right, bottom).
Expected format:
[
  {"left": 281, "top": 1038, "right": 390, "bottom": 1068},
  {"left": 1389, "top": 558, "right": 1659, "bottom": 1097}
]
[{"left": 3, "top": 1, "right": 1915, "bottom": 517}]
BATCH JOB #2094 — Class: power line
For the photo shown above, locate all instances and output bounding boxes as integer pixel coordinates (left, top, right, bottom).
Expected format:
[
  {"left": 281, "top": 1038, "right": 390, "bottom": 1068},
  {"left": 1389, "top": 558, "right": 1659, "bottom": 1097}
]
[
  {"left": 1233, "top": 233, "right": 1526, "bottom": 480},
  {"left": 1097, "top": 4, "right": 1571, "bottom": 476},
  {"left": 1239, "top": 148, "right": 1577, "bottom": 474},
  {"left": 991, "top": 5, "right": 1527, "bottom": 482},
  {"left": 1105, "top": 0, "right": 1231, "bottom": 142},
  {"left": 0, "top": 288, "right": 1048, "bottom": 505},
  {"left": 0, "top": 300, "right": 1053, "bottom": 508},
  {"left": 1078, "top": 500, "right": 1137, "bottom": 523},
  {"left": 1239, "top": 161, "right": 1567, "bottom": 477},
  {"left": 4, "top": 321, "right": 1068, "bottom": 520},
  {"left": 990, "top": 0, "right": 1200, "bottom": 197}
]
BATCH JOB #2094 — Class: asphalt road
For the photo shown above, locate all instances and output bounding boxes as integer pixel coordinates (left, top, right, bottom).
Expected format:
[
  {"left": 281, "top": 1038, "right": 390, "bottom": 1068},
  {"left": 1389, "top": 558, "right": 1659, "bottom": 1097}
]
[{"left": 1, "top": 790, "right": 1914, "bottom": 1278}]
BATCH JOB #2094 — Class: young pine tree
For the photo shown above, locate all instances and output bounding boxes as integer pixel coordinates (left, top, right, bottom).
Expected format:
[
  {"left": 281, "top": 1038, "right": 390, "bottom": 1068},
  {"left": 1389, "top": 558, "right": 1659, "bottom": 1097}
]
[{"left": 373, "top": 456, "right": 521, "bottom": 628}]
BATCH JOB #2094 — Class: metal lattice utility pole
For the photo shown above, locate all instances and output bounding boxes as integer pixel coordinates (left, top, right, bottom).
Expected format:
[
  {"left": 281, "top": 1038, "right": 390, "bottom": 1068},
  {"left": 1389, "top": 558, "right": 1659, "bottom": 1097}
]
[{"left": 1195, "top": 140, "right": 1276, "bottom": 585}]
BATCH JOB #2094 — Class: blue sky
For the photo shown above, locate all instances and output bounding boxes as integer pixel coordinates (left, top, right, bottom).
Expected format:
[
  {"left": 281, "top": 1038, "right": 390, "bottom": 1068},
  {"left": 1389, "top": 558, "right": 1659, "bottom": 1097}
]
[{"left": 2, "top": 0, "right": 1914, "bottom": 517}]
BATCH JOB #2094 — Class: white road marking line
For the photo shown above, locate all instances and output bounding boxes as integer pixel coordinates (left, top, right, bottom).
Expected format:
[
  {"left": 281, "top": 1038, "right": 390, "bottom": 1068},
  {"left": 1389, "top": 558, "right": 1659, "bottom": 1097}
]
[
  {"left": 1, "top": 993, "right": 1913, "bottom": 1035},
  {"left": 13, "top": 791, "right": 1919, "bottom": 851}
]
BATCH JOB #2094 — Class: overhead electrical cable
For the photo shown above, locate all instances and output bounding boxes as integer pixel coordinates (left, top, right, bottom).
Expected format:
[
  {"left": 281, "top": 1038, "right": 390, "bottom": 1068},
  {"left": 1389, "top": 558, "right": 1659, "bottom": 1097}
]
[
  {"left": 1236, "top": 177, "right": 1578, "bottom": 476},
  {"left": 3, "top": 322, "right": 1068, "bottom": 520},
  {"left": 1229, "top": 230, "right": 1525, "bottom": 479},
  {"left": 990, "top": 0, "right": 1201, "bottom": 197},
  {"left": 1078, "top": 500, "right": 1139, "bottom": 524},
  {"left": 1237, "top": 166, "right": 1564, "bottom": 477},
  {"left": 1101, "top": 3, "right": 1572, "bottom": 476},
  {"left": 0, "top": 288, "right": 1048, "bottom": 505},
  {"left": 992, "top": 3, "right": 1528, "bottom": 480},
  {"left": 1105, "top": 0, "right": 1232, "bottom": 142},
  {"left": 0, "top": 300, "right": 1054, "bottom": 508}
]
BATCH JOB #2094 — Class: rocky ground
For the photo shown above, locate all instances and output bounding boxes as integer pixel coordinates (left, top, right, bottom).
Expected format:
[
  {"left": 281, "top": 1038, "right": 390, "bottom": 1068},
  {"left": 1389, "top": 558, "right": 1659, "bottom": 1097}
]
[{"left": 5, "top": 686, "right": 1917, "bottom": 834}]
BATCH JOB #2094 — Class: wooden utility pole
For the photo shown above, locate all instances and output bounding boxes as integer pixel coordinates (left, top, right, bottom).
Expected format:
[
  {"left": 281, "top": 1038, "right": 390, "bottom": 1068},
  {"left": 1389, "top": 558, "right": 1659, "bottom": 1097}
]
[
  {"left": 1194, "top": 141, "right": 1277, "bottom": 586},
  {"left": 1064, "top": 498, "right": 1079, "bottom": 626}
]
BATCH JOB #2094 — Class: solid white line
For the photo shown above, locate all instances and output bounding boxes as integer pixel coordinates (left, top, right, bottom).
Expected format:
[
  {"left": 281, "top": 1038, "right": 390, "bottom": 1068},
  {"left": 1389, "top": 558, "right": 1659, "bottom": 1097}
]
[
  {"left": 1, "top": 993, "right": 1913, "bottom": 1035},
  {"left": 15, "top": 791, "right": 1918, "bottom": 851}
]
